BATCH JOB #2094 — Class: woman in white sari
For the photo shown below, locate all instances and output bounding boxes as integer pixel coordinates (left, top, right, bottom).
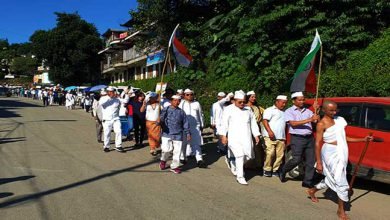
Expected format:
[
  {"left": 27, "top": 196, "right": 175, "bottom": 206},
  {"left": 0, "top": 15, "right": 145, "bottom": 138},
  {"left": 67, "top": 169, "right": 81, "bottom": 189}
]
[{"left": 306, "top": 101, "right": 372, "bottom": 220}]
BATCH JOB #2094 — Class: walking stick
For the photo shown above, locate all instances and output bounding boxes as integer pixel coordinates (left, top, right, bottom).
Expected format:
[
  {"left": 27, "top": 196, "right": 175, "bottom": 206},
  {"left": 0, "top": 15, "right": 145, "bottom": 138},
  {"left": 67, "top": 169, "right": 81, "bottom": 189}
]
[{"left": 348, "top": 132, "right": 373, "bottom": 196}]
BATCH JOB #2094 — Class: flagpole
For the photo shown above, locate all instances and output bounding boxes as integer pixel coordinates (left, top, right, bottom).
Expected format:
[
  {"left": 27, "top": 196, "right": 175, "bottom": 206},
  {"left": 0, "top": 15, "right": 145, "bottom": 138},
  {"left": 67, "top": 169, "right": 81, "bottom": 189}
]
[
  {"left": 315, "top": 45, "right": 323, "bottom": 112},
  {"left": 158, "top": 24, "right": 180, "bottom": 95}
]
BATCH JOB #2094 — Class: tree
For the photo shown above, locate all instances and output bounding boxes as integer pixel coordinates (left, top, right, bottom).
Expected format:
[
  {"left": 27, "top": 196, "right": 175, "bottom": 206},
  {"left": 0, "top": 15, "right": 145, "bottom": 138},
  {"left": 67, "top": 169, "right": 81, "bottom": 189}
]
[
  {"left": 10, "top": 56, "right": 38, "bottom": 76},
  {"left": 30, "top": 13, "right": 102, "bottom": 86}
]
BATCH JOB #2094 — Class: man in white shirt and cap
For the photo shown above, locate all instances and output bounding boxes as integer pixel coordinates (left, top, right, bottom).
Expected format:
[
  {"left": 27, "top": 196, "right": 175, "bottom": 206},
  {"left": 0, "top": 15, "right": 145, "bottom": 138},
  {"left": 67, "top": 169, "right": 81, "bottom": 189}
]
[
  {"left": 179, "top": 88, "right": 207, "bottom": 168},
  {"left": 262, "top": 95, "right": 288, "bottom": 177},
  {"left": 221, "top": 90, "right": 261, "bottom": 185},
  {"left": 99, "top": 86, "right": 125, "bottom": 153},
  {"left": 210, "top": 92, "right": 227, "bottom": 153}
]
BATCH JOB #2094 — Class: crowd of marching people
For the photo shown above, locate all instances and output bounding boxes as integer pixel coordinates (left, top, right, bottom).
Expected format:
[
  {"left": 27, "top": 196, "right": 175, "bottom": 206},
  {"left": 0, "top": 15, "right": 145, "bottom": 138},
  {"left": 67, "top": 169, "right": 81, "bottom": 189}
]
[
  {"left": 14, "top": 84, "right": 373, "bottom": 219},
  {"left": 87, "top": 85, "right": 372, "bottom": 220}
]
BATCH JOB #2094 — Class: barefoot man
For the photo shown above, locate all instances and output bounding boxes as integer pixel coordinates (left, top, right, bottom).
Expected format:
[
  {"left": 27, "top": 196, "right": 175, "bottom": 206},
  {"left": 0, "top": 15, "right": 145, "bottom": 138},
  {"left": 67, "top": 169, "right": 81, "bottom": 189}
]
[{"left": 306, "top": 101, "right": 372, "bottom": 220}]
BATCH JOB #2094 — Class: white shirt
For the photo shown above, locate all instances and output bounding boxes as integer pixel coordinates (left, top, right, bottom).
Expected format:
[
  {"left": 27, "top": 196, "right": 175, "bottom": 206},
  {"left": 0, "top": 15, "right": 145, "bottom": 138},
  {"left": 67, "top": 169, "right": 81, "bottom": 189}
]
[
  {"left": 119, "top": 92, "right": 129, "bottom": 116},
  {"left": 211, "top": 97, "right": 231, "bottom": 135},
  {"left": 145, "top": 104, "right": 160, "bottom": 121},
  {"left": 99, "top": 96, "right": 120, "bottom": 121},
  {"left": 161, "top": 98, "right": 171, "bottom": 108},
  {"left": 179, "top": 100, "right": 204, "bottom": 128},
  {"left": 42, "top": 91, "right": 48, "bottom": 97},
  {"left": 221, "top": 104, "right": 260, "bottom": 158},
  {"left": 261, "top": 105, "right": 286, "bottom": 140}
]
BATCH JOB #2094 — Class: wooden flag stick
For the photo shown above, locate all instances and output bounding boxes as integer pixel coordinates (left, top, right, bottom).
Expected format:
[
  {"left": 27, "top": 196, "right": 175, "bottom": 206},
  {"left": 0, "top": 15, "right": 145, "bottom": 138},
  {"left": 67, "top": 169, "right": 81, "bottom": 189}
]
[
  {"left": 349, "top": 132, "right": 373, "bottom": 197},
  {"left": 315, "top": 45, "right": 323, "bottom": 104},
  {"left": 313, "top": 45, "right": 323, "bottom": 114}
]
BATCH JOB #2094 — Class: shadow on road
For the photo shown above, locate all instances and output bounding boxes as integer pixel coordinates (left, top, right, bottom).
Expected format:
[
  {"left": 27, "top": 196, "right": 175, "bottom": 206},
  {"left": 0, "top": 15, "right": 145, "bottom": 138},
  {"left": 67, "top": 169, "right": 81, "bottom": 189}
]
[
  {"left": 0, "top": 160, "right": 159, "bottom": 208},
  {"left": 0, "top": 99, "right": 42, "bottom": 118},
  {"left": 0, "top": 137, "right": 26, "bottom": 144},
  {"left": 0, "top": 175, "right": 35, "bottom": 186},
  {"left": 0, "top": 193, "right": 14, "bottom": 198}
]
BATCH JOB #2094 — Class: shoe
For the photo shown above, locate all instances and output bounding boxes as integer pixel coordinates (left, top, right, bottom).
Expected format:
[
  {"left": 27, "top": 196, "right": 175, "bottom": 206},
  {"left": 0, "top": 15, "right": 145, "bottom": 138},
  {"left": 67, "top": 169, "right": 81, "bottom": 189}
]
[
  {"left": 150, "top": 151, "right": 158, "bottom": 156},
  {"left": 197, "top": 160, "right": 208, "bottom": 168},
  {"left": 103, "top": 148, "right": 110, "bottom": 152},
  {"left": 180, "top": 160, "right": 187, "bottom": 165},
  {"left": 159, "top": 161, "right": 166, "bottom": 170},
  {"left": 170, "top": 168, "right": 181, "bottom": 174},
  {"left": 98, "top": 140, "right": 103, "bottom": 143},
  {"left": 279, "top": 171, "right": 287, "bottom": 183},
  {"left": 115, "top": 147, "right": 125, "bottom": 153},
  {"left": 236, "top": 177, "right": 248, "bottom": 185},
  {"left": 264, "top": 171, "right": 272, "bottom": 177},
  {"left": 272, "top": 171, "right": 280, "bottom": 177}
]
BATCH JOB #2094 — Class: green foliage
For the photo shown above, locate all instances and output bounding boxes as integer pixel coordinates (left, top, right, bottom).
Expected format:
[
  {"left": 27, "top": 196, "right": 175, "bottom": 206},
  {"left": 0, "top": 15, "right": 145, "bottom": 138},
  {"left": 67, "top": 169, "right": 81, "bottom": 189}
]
[
  {"left": 10, "top": 56, "right": 38, "bottom": 75},
  {"left": 321, "top": 28, "right": 390, "bottom": 97},
  {"left": 30, "top": 13, "right": 102, "bottom": 86},
  {"left": 126, "top": 0, "right": 389, "bottom": 123}
]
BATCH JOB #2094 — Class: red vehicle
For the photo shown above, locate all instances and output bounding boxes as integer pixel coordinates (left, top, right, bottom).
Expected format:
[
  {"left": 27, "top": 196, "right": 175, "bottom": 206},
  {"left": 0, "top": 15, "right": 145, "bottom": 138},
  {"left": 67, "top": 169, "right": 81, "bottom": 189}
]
[{"left": 286, "top": 97, "right": 390, "bottom": 184}]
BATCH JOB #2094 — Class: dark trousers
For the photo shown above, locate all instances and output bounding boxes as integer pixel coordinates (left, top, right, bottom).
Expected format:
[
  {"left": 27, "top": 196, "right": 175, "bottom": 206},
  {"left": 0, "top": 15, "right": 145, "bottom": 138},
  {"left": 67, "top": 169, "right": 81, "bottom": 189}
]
[
  {"left": 43, "top": 97, "right": 48, "bottom": 106},
  {"left": 133, "top": 115, "right": 146, "bottom": 144},
  {"left": 96, "top": 120, "right": 103, "bottom": 142},
  {"left": 282, "top": 134, "right": 315, "bottom": 187}
]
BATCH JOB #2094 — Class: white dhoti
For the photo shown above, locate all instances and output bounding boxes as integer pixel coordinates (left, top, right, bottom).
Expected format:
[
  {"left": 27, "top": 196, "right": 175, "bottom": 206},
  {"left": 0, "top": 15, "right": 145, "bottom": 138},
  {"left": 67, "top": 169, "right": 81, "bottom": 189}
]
[
  {"left": 315, "top": 116, "right": 349, "bottom": 202},
  {"left": 181, "top": 126, "right": 203, "bottom": 161}
]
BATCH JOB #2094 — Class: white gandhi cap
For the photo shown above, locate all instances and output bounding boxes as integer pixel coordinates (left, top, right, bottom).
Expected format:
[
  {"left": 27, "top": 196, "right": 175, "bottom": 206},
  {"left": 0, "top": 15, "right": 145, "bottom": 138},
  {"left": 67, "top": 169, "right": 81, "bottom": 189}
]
[
  {"left": 184, "top": 88, "right": 193, "bottom": 94},
  {"left": 106, "top": 86, "right": 115, "bottom": 92},
  {"left": 217, "top": 92, "right": 226, "bottom": 97},
  {"left": 234, "top": 90, "right": 246, "bottom": 99},
  {"left": 246, "top": 91, "right": 255, "bottom": 96},
  {"left": 276, "top": 95, "right": 288, "bottom": 100},
  {"left": 171, "top": 95, "right": 181, "bottom": 100},
  {"left": 291, "top": 91, "right": 304, "bottom": 98}
]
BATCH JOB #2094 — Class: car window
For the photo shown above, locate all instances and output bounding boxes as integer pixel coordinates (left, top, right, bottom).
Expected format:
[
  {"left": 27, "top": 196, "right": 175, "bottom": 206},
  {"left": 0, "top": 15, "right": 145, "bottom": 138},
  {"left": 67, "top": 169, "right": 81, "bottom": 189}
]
[
  {"left": 336, "top": 104, "right": 362, "bottom": 126},
  {"left": 366, "top": 105, "right": 390, "bottom": 131}
]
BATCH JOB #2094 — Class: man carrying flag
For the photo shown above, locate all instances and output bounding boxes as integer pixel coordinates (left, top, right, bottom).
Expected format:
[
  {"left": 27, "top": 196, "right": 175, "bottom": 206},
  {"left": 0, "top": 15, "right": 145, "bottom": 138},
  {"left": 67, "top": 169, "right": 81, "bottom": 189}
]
[{"left": 280, "top": 30, "right": 322, "bottom": 187}]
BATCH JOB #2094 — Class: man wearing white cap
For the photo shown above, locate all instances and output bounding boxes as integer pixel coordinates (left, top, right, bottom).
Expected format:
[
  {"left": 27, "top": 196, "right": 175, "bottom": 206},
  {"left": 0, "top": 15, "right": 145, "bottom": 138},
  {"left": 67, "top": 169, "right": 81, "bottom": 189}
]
[
  {"left": 220, "top": 90, "right": 261, "bottom": 185},
  {"left": 160, "top": 95, "right": 190, "bottom": 174},
  {"left": 99, "top": 86, "right": 125, "bottom": 153},
  {"left": 261, "top": 95, "right": 288, "bottom": 177},
  {"left": 179, "top": 89, "right": 207, "bottom": 168},
  {"left": 177, "top": 89, "right": 184, "bottom": 99},
  {"left": 279, "top": 91, "right": 319, "bottom": 187},
  {"left": 210, "top": 92, "right": 227, "bottom": 153}
]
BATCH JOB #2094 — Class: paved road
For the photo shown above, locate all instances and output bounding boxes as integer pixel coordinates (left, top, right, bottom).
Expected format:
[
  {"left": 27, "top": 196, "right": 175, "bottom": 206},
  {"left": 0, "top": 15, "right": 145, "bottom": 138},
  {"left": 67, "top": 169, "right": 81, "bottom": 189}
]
[{"left": 0, "top": 97, "right": 389, "bottom": 220}]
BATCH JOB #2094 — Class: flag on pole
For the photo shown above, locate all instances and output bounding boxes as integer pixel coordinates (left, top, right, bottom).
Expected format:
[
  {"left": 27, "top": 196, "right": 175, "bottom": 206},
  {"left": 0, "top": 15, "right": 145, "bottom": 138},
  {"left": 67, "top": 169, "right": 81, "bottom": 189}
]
[
  {"left": 289, "top": 29, "right": 322, "bottom": 93},
  {"left": 169, "top": 24, "right": 193, "bottom": 67}
]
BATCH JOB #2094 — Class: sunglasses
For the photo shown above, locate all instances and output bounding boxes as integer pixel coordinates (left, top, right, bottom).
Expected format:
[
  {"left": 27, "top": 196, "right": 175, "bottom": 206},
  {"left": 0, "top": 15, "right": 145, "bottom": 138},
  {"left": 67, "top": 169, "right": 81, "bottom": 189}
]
[
  {"left": 237, "top": 101, "right": 245, "bottom": 104},
  {"left": 185, "top": 94, "right": 193, "bottom": 96}
]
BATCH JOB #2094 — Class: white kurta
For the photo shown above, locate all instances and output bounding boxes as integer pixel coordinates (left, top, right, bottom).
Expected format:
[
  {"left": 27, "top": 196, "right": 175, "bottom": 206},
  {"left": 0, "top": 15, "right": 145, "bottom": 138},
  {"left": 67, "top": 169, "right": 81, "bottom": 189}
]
[
  {"left": 316, "top": 117, "right": 349, "bottom": 202},
  {"left": 221, "top": 104, "right": 261, "bottom": 159},
  {"left": 179, "top": 100, "right": 204, "bottom": 146},
  {"left": 65, "top": 93, "right": 74, "bottom": 107},
  {"left": 119, "top": 93, "right": 129, "bottom": 117},
  {"left": 211, "top": 97, "right": 231, "bottom": 135}
]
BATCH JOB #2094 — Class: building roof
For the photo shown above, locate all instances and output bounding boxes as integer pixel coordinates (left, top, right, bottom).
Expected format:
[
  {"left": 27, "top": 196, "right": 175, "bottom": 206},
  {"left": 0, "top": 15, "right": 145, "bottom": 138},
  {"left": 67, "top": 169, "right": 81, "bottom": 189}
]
[{"left": 101, "top": 28, "right": 128, "bottom": 37}]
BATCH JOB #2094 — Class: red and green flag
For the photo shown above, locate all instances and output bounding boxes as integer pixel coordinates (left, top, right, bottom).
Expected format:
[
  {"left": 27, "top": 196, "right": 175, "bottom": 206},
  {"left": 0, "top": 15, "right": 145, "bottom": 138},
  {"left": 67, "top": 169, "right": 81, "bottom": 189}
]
[{"left": 290, "top": 30, "right": 322, "bottom": 93}]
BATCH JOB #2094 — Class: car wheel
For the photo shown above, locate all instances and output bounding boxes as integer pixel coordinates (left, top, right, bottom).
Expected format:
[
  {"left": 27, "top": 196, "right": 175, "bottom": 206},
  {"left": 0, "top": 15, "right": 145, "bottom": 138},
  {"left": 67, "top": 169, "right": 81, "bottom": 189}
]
[{"left": 285, "top": 149, "right": 304, "bottom": 179}]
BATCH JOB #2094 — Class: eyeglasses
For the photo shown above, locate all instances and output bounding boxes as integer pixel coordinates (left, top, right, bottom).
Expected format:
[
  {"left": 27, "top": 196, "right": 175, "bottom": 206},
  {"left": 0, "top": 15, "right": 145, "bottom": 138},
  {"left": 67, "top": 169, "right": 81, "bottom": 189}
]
[
  {"left": 237, "top": 101, "right": 245, "bottom": 104},
  {"left": 185, "top": 94, "right": 193, "bottom": 96}
]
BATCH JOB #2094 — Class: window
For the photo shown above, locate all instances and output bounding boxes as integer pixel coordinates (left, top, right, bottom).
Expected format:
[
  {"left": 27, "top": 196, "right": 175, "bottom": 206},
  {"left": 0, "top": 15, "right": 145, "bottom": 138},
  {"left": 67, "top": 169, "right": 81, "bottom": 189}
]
[
  {"left": 336, "top": 104, "right": 362, "bottom": 126},
  {"left": 365, "top": 105, "right": 390, "bottom": 131}
]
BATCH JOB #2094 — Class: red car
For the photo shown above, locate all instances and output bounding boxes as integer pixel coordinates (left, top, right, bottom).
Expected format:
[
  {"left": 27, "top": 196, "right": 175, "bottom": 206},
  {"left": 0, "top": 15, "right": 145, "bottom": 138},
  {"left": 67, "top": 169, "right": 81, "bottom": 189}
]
[{"left": 286, "top": 97, "right": 390, "bottom": 184}]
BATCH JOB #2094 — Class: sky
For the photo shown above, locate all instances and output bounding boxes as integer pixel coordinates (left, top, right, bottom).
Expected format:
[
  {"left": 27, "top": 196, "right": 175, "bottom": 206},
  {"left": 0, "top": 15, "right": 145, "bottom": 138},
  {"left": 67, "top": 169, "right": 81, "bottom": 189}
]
[{"left": 0, "top": 0, "right": 138, "bottom": 44}]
